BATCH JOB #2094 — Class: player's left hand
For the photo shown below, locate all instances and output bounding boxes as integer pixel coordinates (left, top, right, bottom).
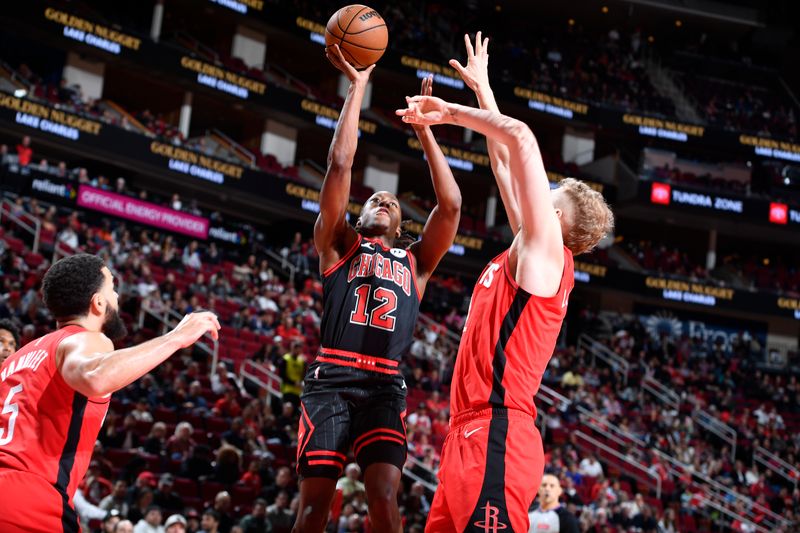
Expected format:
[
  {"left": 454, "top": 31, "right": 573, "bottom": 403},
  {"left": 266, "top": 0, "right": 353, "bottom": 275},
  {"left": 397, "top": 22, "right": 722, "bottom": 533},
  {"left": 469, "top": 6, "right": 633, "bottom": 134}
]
[
  {"left": 410, "top": 74, "right": 434, "bottom": 132},
  {"left": 396, "top": 95, "right": 450, "bottom": 126},
  {"left": 449, "top": 31, "right": 490, "bottom": 93}
]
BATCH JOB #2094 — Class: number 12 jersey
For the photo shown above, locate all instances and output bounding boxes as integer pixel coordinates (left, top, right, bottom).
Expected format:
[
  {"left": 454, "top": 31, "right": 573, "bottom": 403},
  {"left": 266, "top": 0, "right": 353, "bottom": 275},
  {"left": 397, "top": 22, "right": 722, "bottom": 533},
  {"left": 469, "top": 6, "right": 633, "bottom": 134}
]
[{"left": 314, "top": 235, "right": 421, "bottom": 387}]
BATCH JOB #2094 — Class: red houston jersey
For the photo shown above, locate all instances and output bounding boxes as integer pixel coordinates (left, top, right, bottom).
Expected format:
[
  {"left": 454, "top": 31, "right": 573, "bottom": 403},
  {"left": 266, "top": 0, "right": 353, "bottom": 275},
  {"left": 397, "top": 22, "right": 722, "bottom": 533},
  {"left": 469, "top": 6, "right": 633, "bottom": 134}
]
[
  {"left": 451, "top": 247, "right": 574, "bottom": 417},
  {"left": 0, "top": 325, "right": 109, "bottom": 501}
]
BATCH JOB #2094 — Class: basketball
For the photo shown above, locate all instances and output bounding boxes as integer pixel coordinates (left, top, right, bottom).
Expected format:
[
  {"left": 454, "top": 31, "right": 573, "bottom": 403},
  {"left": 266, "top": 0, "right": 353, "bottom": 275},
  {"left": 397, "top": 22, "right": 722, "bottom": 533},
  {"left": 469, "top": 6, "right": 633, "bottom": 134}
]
[{"left": 325, "top": 5, "right": 388, "bottom": 69}]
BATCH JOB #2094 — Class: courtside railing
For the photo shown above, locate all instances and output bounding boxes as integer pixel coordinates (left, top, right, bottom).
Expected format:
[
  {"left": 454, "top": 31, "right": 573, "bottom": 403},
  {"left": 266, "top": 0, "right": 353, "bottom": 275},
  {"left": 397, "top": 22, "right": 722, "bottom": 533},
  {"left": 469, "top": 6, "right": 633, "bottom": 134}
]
[{"left": 577, "top": 334, "right": 630, "bottom": 385}]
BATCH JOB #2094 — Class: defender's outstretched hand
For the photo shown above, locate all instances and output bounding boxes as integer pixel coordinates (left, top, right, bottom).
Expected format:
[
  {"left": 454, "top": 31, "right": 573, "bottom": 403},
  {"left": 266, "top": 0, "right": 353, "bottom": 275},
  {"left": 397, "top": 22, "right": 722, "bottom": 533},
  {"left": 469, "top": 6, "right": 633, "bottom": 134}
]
[
  {"left": 449, "top": 31, "right": 490, "bottom": 92},
  {"left": 396, "top": 95, "right": 451, "bottom": 126},
  {"left": 326, "top": 43, "right": 375, "bottom": 84},
  {"left": 410, "top": 74, "right": 434, "bottom": 132}
]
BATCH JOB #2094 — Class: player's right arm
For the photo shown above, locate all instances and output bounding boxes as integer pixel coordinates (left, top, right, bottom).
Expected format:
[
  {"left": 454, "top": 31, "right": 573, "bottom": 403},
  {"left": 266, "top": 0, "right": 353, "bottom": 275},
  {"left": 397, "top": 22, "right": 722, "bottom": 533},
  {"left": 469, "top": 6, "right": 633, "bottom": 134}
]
[
  {"left": 396, "top": 98, "right": 564, "bottom": 296},
  {"left": 315, "top": 44, "right": 375, "bottom": 273},
  {"left": 450, "top": 32, "right": 522, "bottom": 235},
  {"left": 56, "top": 312, "right": 220, "bottom": 398}
]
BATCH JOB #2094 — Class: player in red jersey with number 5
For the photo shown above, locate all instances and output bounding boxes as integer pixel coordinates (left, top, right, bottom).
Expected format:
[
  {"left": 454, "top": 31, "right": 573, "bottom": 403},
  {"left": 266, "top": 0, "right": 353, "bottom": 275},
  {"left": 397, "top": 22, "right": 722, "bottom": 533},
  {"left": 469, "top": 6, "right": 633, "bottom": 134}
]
[
  {"left": 0, "top": 254, "right": 220, "bottom": 533},
  {"left": 397, "top": 33, "right": 614, "bottom": 532}
]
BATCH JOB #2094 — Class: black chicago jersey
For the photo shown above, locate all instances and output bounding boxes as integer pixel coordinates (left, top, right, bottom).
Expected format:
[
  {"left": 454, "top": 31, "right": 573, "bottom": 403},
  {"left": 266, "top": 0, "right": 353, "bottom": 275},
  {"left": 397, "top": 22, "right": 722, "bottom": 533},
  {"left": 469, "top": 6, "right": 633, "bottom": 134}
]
[{"left": 310, "top": 234, "right": 421, "bottom": 387}]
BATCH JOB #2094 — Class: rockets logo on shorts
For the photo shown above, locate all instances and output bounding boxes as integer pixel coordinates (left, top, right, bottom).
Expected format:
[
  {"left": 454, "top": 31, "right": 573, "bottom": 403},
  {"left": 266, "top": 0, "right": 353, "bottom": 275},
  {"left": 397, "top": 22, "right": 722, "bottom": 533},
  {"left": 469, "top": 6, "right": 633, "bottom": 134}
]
[{"left": 473, "top": 501, "right": 508, "bottom": 532}]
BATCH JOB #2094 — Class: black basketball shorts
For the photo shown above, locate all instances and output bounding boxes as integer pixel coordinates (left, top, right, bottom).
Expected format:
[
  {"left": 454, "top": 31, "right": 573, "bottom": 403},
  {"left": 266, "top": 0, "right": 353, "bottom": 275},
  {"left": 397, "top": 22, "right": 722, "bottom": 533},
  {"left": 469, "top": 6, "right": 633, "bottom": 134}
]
[{"left": 296, "top": 383, "right": 407, "bottom": 479}]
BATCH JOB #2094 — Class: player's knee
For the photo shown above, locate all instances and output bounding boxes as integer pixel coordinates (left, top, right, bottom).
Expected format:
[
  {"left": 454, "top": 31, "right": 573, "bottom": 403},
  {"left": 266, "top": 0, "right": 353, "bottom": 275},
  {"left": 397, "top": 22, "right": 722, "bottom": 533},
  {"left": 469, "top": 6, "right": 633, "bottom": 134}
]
[
  {"left": 294, "top": 504, "right": 328, "bottom": 532},
  {"left": 367, "top": 484, "right": 398, "bottom": 512}
]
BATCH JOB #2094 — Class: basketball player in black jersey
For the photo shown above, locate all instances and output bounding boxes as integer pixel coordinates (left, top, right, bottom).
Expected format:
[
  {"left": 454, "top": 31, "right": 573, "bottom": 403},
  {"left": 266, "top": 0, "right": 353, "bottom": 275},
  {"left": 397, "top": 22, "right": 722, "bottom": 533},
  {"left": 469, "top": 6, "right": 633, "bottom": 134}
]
[{"left": 292, "top": 45, "right": 461, "bottom": 533}]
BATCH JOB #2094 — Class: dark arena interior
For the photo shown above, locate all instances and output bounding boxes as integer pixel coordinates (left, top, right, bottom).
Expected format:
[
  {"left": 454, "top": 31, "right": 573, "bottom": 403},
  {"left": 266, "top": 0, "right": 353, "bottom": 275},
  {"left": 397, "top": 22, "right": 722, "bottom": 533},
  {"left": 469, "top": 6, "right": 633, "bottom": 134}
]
[{"left": 0, "top": 0, "right": 799, "bottom": 532}]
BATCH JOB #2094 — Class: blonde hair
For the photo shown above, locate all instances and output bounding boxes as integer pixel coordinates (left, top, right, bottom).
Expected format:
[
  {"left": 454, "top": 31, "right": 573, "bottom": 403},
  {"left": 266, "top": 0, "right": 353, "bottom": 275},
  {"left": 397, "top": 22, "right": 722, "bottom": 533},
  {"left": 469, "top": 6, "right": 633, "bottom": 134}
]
[{"left": 557, "top": 178, "right": 614, "bottom": 256}]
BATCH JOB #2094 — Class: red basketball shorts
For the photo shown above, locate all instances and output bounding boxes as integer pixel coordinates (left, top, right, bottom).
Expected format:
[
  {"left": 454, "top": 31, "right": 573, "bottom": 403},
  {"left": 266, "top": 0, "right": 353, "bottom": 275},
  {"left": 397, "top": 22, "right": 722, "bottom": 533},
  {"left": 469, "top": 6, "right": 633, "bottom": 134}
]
[
  {"left": 426, "top": 407, "right": 544, "bottom": 533},
  {"left": 0, "top": 470, "right": 81, "bottom": 532}
]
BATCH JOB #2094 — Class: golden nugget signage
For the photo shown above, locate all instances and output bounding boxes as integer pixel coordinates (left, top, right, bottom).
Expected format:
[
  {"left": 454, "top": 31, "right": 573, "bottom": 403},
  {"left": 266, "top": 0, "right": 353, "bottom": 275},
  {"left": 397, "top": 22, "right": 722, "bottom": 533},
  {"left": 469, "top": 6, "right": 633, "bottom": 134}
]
[
  {"left": 623, "top": 114, "right": 704, "bottom": 142},
  {"left": 777, "top": 297, "right": 800, "bottom": 320},
  {"left": 513, "top": 87, "right": 588, "bottom": 119},
  {"left": 546, "top": 171, "right": 604, "bottom": 193},
  {"left": 739, "top": 135, "right": 800, "bottom": 163},
  {"left": 285, "top": 183, "right": 362, "bottom": 216},
  {"left": 44, "top": 7, "right": 141, "bottom": 55},
  {"left": 400, "top": 56, "right": 464, "bottom": 89},
  {"left": 150, "top": 142, "right": 244, "bottom": 184},
  {"left": 574, "top": 261, "right": 607, "bottom": 283},
  {"left": 406, "top": 137, "right": 489, "bottom": 172},
  {"left": 0, "top": 94, "right": 102, "bottom": 140},
  {"left": 295, "top": 16, "right": 326, "bottom": 45},
  {"left": 209, "top": 0, "right": 264, "bottom": 15},
  {"left": 300, "top": 99, "right": 377, "bottom": 135},
  {"left": 179, "top": 57, "right": 267, "bottom": 99},
  {"left": 403, "top": 220, "right": 484, "bottom": 255},
  {"left": 645, "top": 276, "right": 733, "bottom": 307}
]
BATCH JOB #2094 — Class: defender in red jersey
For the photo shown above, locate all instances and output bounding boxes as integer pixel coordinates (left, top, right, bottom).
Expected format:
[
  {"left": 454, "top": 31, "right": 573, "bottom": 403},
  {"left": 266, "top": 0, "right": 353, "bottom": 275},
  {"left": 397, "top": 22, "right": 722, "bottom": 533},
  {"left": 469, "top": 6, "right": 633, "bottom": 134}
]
[
  {"left": 0, "top": 254, "right": 220, "bottom": 533},
  {"left": 293, "top": 47, "right": 461, "bottom": 533},
  {"left": 397, "top": 33, "right": 614, "bottom": 532}
]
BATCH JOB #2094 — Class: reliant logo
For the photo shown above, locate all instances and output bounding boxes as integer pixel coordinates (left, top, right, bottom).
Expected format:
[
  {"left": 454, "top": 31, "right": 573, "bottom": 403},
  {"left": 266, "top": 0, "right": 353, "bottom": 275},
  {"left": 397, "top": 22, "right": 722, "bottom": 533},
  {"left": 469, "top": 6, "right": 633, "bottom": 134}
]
[{"left": 31, "top": 178, "right": 75, "bottom": 199}]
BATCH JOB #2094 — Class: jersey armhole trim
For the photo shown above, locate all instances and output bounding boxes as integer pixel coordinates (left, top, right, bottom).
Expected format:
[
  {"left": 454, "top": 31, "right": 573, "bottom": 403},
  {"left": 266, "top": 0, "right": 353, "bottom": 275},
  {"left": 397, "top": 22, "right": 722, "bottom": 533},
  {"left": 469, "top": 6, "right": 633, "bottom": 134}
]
[
  {"left": 322, "top": 234, "right": 362, "bottom": 278},
  {"left": 406, "top": 250, "right": 423, "bottom": 301},
  {"left": 507, "top": 246, "right": 574, "bottom": 302}
]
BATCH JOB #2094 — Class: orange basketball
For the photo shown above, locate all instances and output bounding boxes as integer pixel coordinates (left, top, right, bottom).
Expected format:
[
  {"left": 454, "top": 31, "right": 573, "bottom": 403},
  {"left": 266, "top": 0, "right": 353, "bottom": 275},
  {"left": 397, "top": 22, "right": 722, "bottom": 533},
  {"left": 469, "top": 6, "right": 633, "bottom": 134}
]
[{"left": 325, "top": 5, "right": 388, "bottom": 69}]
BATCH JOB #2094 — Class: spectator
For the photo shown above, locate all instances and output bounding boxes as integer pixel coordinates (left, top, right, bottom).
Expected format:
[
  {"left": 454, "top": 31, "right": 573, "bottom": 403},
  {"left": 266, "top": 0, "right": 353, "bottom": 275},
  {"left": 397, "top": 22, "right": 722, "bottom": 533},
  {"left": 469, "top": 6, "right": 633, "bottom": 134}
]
[
  {"left": 240, "top": 459, "right": 264, "bottom": 493},
  {"left": 181, "top": 444, "right": 214, "bottom": 480},
  {"left": 214, "top": 387, "right": 243, "bottom": 418},
  {"left": 131, "top": 399, "right": 154, "bottom": 423},
  {"left": 57, "top": 226, "right": 80, "bottom": 252},
  {"left": 103, "top": 509, "right": 122, "bottom": 533},
  {"left": 336, "top": 463, "right": 365, "bottom": 499},
  {"left": 658, "top": 508, "right": 677, "bottom": 533},
  {"left": 213, "top": 445, "right": 242, "bottom": 486},
  {"left": 143, "top": 421, "right": 168, "bottom": 455},
  {"left": 579, "top": 453, "right": 604, "bottom": 478},
  {"left": 238, "top": 498, "right": 271, "bottom": 533},
  {"left": 129, "top": 489, "right": 156, "bottom": 524},
  {"left": 164, "top": 514, "right": 188, "bottom": 533},
  {"left": 16, "top": 136, "right": 32, "bottom": 166},
  {"left": 133, "top": 505, "right": 164, "bottom": 533},
  {"left": 182, "top": 241, "right": 202, "bottom": 270},
  {"left": 265, "top": 490, "right": 293, "bottom": 533},
  {"left": 407, "top": 402, "right": 432, "bottom": 436},
  {"left": 166, "top": 422, "right": 195, "bottom": 461},
  {"left": 211, "top": 363, "right": 240, "bottom": 396},
  {"left": 200, "top": 509, "right": 221, "bottom": 533},
  {"left": 116, "top": 520, "right": 135, "bottom": 533},
  {"left": 261, "top": 466, "right": 295, "bottom": 504},
  {"left": 560, "top": 368, "right": 584, "bottom": 389},
  {"left": 99, "top": 479, "right": 130, "bottom": 518},
  {"left": 153, "top": 474, "right": 183, "bottom": 515},
  {"left": 278, "top": 340, "right": 306, "bottom": 405},
  {"left": 212, "top": 491, "right": 236, "bottom": 533},
  {"left": 0, "top": 318, "right": 20, "bottom": 366}
]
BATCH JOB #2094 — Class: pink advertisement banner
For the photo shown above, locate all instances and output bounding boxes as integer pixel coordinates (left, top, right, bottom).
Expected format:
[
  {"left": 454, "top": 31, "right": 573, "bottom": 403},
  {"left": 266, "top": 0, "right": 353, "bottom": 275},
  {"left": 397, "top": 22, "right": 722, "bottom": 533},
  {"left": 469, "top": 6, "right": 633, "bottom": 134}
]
[{"left": 77, "top": 185, "right": 209, "bottom": 239}]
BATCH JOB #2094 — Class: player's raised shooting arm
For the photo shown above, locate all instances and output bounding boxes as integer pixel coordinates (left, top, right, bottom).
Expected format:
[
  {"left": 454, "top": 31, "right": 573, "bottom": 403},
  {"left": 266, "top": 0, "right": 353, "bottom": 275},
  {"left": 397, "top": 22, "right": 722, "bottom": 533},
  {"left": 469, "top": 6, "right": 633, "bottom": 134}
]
[
  {"left": 57, "top": 312, "right": 220, "bottom": 398},
  {"left": 315, "top": 45, "right": 374, "bottom": 257},
  {"left": 450, "top": 32, "right": 522, "bottom": 235},
  {"left": 406, "top": 75, "right": 461, "bottom": 284}
]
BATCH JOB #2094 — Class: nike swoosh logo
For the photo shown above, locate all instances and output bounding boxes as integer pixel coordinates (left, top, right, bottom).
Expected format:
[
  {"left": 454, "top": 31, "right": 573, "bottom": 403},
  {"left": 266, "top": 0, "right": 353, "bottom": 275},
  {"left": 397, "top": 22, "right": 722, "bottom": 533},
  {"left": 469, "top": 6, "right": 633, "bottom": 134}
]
[{"left": 464, "top": 427, "right": 483, "bottom": 439}]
